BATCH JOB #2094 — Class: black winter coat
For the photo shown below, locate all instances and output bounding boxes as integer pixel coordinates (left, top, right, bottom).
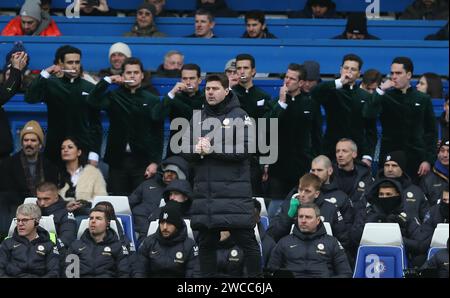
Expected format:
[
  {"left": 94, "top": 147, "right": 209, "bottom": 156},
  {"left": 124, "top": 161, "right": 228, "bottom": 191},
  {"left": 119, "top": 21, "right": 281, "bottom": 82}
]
[
  {"left": 320, "top": 180, "right": 354, "bottom": 228},
  {"left": 134, "top": 224, "right": 199, "bottom": 278},
  {"left": 66, "top": 228, "right": 131, "bottom": 278},
  {"left": 420, "top": 168, "right": 448, "bottom": 206},
  {"left": 268, "top": 222, "right": 352, "bottom": 278},
  {"left": 0, "top": 227, "right": 60, "bottom": 277},
  {"left": 414, "top": 203, "right": 449, "bottom": 254},
  {"left": 421, "top": 248, "right": 449, "bottom": 278},
  {"left": 40, "top": 197, "right": 77, "bottom": 247},
  {"left": 182, "top": 92, "right": 255, "bottom": 230}
]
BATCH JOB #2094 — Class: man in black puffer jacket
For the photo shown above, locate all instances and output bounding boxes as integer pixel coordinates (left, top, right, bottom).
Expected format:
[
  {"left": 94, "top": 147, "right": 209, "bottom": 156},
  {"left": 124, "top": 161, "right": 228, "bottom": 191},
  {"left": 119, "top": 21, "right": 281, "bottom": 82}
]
[
  {"left": 133, "top": 205, "right": 199, "bottom": 278},
  {"left": 268, "top": 203, "right": 352, "bottom": 278},
  {"left": 0, "top": 203, "right": 60, "bottom": 278},
  {"left": 181, "top": 74, "right": 261, "bottom": 278},
  {"left": 65, "top": 206, "right": 131, "bottom": 278},
  {"left": 420, "top": 140, "right": 448, "bottom": 206}
]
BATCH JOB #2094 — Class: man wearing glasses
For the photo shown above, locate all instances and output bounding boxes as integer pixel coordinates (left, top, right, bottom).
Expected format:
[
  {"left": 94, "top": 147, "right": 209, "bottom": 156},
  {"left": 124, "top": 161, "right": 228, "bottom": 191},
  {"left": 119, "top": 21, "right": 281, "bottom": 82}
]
[{"left": 0, "top": 203, "right": 60, "bottom": 277}]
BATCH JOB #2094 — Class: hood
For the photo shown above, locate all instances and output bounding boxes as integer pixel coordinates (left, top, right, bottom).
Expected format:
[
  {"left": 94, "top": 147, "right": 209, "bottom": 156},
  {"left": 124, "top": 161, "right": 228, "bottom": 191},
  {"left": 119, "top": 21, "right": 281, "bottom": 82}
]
[
  {"left": 292, "top": 220, "right": 327, "bottom": 241},
  {"left": 163, "top": 180, "right": 193, "bottom": 201},
  {"left": 13, "top": 226, "right": 52, "bottom": 244},
  {"left": 321, "top": 179, "right": 340, "bottom": 193},
  {"left": 375, "top": 169, "right": 413, "bottom": 189},
  {"left": 366, "top": 177, "right": 404, "bottom": 205},
  {"left": 161, "top": 155, "right": 190, "bottom": 180},
  {"left": 40, "top": 196, "right": 67, "bottom": 216},
  {"left": 204, "top": 91, "right": 241, "bottom": 117}
]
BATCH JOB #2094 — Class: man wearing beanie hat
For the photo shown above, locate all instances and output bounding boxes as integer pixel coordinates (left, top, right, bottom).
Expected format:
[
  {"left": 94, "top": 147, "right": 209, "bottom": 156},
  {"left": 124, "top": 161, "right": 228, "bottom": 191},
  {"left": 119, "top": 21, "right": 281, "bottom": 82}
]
[
  {"left": 333, "top": 13, "right": 379, "bottom": 40},
  {"left": 372, "top": 150, "right": 430, "bottom": 222},
  {"left": 289, "top": 0, "right": 337, "bottom": 19},
  {"left": 420, "top": 140, "right": 449, "bottom": 206},
  {"left": 133, "top": 204, "right": 200, "bottom": 278},
  {"left": 1, "top": 0, "right": 61, "bottom": 36},
  {"left": 224, "top": 58, "right": 239, "bottom": 88},
  {"left": 311, "top": 54, "right": 377, "bottom": 163},
  {"left": 0, "top": 120, "right": 58, "bottom": 237},
  {"left": 124, "top": 2, "right": 166, "bottom": 37}
]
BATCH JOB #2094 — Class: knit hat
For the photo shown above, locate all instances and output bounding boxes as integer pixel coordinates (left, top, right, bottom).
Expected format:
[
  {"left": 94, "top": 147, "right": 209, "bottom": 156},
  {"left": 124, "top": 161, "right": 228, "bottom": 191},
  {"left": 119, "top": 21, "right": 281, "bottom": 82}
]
[
  {"left": 161, "top": 164, "right": 187, "bottom": 180},
  {"left": 137, "top": 2, "right": 156, "bottom": 16},
  {"left": 385, "top": 151, "right": 407, "bottom": 171},
  {"left": 303, "top": 60, "right": 321, "bottom": 81},
  {"left": 345, "top": 13, "right": 368, "bottom": 35},
  {"left": 3, "top": 41, "right": 29, "bottom": 73},
  {"left": 20, "top": 120, "right": 44, "bottom": 144},
  {"left": 159, "top": 204, "right": 184, "bottom": 230},
  {"left": 108, "top": 42, "right": 132, "bottom": 60},
  {"left": 20, "top": 0, "right": 42, "bottom": 22},
  {"left": 439, "top": 139, "right": 449, "bottom": 152},
  {"left": 224, "top": 58, "right": 236, "bottom": 71}
]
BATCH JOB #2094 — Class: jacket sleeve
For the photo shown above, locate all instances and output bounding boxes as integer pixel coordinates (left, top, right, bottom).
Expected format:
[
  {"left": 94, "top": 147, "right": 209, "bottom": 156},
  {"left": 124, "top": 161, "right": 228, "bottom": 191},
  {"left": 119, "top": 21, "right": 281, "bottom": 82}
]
[
  {"left": 185, "top": 242, "right": 201, "bottom": 278},
  {"left": 133, "top": 238, "right": 151, "bottom": 278},
  {"left": 340, "top": 197, "right": 355, "bottom": 230},
  {"left": 266, "top": 240, "right": 285, "bottom": 272},
  {"left": 363, "top": 116, "right": 378, "bottom": 158},
  {"left": 25, "top": 73, "right": 49, "bottom": 104},
  {"left": 267, "top": 199, "right": 294, "bottom": 242},
  {"left": 58, "top": 214, "right": 77, "bottom": 247},
  {"left": 330, "top": 210, "right": 351, "bottom": 252},
  {"left": 0, "top": 67, "right": 22, "bottom": 105},
  {"left": 311, "top": 99, "right": 323, "bottom": 157},
  {"left": 86, "top": 78, "right": 112, "bottom": 109},
  {"left": 0, "top": 242, "right": 11, "bottom": 277},
  {"left": 310, "top": 80, "right": 335, "bottom": 105},
  {"left": 422, "top": 97, "right": 438, "bottom": 164},
  {"left": 363, "top": 92, "right": 384, "bottom": 120},
  {"left": 330, "top": 238, "right": 353, "bottom": 278},
  {"left": 115, "top": 245, "right": 131, "bottom": 278},
  {"left": 43, "top": 245, "right": 60, "bottom": 278},
  {"left": 128, "top": 183, "right": 144, "bottom": 210}
]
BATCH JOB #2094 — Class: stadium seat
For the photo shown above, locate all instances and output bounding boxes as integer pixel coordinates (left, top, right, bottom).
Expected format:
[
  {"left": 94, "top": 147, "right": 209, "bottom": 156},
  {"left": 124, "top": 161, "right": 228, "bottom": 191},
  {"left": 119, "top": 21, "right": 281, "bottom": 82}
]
[
  {"left": 146, "top": 219, "right": 194, "bottom": 240},
  {"left": 92, "top": 196, "right": 132, "bottom": 215},
  {"left": 260, "top": 216, "right": 269, "bottom": 231},
  {"left": 8, "top": 215, "right": 57, "bottom": 237},
  {"left": 353, "top": 223, "right": 407, "bottom": 278},
  {"left": 427, "top": 223, "right": 449, "bottom": 260},
  {"left": 77, "top": 218, "right": 120, "bottom": 240},
  {"left": 253, "top": 197, "right": 268, "bottom": 217},
  {"left": 116, "top": 214, "right": 137, "bottom": 252},
  {"left": 23, "top": 197, "right": 37, "bottom": 204}
]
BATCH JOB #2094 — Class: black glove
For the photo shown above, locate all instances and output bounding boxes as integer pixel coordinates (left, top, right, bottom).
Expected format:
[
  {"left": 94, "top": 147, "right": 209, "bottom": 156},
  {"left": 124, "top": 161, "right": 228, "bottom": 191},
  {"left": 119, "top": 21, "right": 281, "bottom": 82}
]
[{"left": 386, "top": 213, "right": 408, "bottom": 230}]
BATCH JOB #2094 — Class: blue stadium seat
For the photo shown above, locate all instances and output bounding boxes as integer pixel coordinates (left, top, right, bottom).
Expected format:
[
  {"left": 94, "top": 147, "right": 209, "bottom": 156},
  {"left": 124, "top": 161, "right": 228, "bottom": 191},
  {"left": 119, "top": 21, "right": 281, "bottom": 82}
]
[
  {"left": 353, "top": 223, "right": 407, "bottom": 278},
  {"left": 427, "top": 223, "right": 449, "bottom": 260},
  {"left": 260, "top": 216, "right": 269, "bottom": 231}
]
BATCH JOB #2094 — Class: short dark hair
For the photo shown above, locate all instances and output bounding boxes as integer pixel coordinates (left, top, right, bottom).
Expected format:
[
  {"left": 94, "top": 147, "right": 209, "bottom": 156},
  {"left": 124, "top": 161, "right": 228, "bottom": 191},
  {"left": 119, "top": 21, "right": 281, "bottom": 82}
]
[
  {"left": 235, "top": 53, "right": 255, "bottom": 69},
  {"left": 288, "top": 63, "right": 307, "bottom": 81},
  {"left": 182, "top": 63, "right": 201, "bottom": 78},
  {"left": 89, "top": 206, "right": 111, "bottom": 222},
  {"left": 195, "top": 8, "right": 215, "bottom": 22},
  {"left": 245, "top": 10, "right": 266, "bottom": 25},
  {"left": 421, "top": 72, "right": 443, "bottom": 98},
  {"left": 362, "top": 69, "right": 382, "bottom": 86},
  {"left": 298, "top": 203, "right": 321, "bottom": 217},
  {"left": 392, "top": 57, "right": 414, "bottom": 75},
  {"left": 379, "top": 181, "right": 399, "bottom": 191},
  {"left": 94, "top": 201, "right": 117, "bottom": 222},
  {"left": 54, "top": 45, "right": 81, "bottom": 64},
  {"left": 36, "top": 181, "right": 58, "bottom": 193},
  {"left": 121, "top": 57, "right": 144, "bottom": 73},
  {"left": 205, "top": 73, "right": 229, "bottom": 90},
  {"left": 342, "top": 53, "right": 363, "bottom": 70}
]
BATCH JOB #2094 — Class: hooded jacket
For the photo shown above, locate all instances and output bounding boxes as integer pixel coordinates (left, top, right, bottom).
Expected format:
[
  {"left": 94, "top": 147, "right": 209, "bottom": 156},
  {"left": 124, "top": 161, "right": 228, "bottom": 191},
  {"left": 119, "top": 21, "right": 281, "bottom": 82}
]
[
  {"left": 268, "top": 221, "right": 352, "bottom": 278},
  {"left": 40, "top": 197, "right": 77, "bottom": 247},
  {"left": 134, "top": 223, "right": 199, "bottom": 278},
  {"left": 420, "top": 165, "right": 448, "bottom": 206},
  {"left": 320, "top": 179, "right": 354, "bottom": 228},
  {"left": 0, "top": 226, "right": 60, "bottom": 277},
  {"left": 182, "top": 91, "right": 255, "bottom": 230},
  {"left": 66, "top": 228, "right": 131, "bottom": 278}
]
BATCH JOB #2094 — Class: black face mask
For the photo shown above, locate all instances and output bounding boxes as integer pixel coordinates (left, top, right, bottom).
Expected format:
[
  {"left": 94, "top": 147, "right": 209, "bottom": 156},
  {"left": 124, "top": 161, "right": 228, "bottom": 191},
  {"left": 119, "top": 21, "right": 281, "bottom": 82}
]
[
  {"left": 376, "top": 196, "right": 401, "bottom": 214},
  {"left": 439, "top": 201, "right": 449, "bottom": 220}
]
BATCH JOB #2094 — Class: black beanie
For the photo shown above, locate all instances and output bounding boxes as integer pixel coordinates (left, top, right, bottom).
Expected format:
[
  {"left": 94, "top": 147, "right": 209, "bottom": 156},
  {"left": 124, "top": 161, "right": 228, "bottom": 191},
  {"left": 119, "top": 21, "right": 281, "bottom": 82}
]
[
  {"left": 345, "top": 13, "right": 368, "bottom": 35},
  {"left": 438, "top": 139, "right": 449, "bottom": 152},
  {"left": 159, "top": 204, "right": 184, "bottom": 230},
  {"left": 385, "top": 151, "right": 407, "bottom": 172},
  {"left": 137, "top": 2, "right": 156, "bottom": 16}
]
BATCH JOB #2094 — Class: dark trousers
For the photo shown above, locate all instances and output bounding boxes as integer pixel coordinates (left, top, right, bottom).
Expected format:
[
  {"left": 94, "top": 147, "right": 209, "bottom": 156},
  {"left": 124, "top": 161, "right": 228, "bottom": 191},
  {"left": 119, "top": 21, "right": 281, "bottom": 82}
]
[
  {"left": 108, "top": 154, "right": 146, "bottom": 196},
  {"left": 197, "top": 228, "right": 262, "bottom": 278}
]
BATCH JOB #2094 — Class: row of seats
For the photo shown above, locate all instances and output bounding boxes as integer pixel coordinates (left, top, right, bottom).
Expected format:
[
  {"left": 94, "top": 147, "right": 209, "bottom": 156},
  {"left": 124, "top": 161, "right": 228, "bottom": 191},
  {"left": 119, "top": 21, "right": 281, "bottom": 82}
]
[
  {"left": 0, "top": 36, "right": 447, "bottom": 75},
  {"left": 0, "top": 0, "right": 415, "bottom": 13},
  {"left": 1, "top": 16, "right": 445, "bottom": 40}
]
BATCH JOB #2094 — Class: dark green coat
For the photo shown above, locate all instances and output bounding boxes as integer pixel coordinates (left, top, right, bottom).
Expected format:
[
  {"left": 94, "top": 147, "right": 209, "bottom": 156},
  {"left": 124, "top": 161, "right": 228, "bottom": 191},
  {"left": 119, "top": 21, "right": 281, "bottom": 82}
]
[
  {"left": 25, "top": 74, "right": 102, "bottom": 164},
  {"left": 87, "top": 79, "right": 163, "bottom": 167},
  {"left": 311, "top": 81, "right": 377, "bottom": 158},
  {"left": 270, "top": 93, "right": 323, "bottom": 187},
  {"left": 161, "top": 91, "right": 204, "bottom": 121},
  {"left": 363, "top": 87, "right": 438, "bottom": 177}
]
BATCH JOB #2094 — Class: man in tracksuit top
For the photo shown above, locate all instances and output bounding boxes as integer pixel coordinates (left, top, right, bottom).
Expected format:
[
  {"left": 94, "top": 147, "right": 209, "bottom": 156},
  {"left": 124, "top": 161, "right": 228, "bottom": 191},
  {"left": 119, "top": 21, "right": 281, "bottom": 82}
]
[
  {"left": 0, "top": 203, "right": 60, "bottom": 278},
  {"left": 420, "top": 140, "right": 449, "bottom": 206},
  {"left": 87, "top": 57, "right": 163, "bottom": 196},
  {"left": 267, "top": 173, "right": 350, "bottom": 253},
  {"left": 311, "top": 54, "right": 377, "bottom": 165},
  {"left": 159, "top": 63, "right": 205, "bottom": 157},
  {"left": 268, "top": 203, "right": 352, "bottom": 278},
  {"left": 36, "top": 182, "right": 77, "bottom": 248},
  {"left": 65, "top": 206, "right": 131, "bottom": 278},
  {"left": 363, "top": 56, "right": 438, "bottom": 182},
  {"left": 25, "top": 46, "right": 102, "bottom": 166},
  {"left": 133, "top": 205, "right": 200, "bottom": 278}
]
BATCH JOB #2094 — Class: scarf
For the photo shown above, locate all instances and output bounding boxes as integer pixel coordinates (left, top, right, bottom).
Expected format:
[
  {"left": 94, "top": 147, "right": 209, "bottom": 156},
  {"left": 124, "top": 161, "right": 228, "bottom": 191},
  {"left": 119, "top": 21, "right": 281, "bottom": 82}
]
[{"left": 20, "top": 152, "right": 45, "bottom": 196}]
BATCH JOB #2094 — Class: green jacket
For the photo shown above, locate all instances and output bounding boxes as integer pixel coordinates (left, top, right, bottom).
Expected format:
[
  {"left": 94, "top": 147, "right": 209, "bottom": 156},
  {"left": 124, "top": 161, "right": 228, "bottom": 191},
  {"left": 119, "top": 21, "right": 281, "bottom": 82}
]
[
  {"left": 363, "top": 87, "right": 437, "bottom": 169},
  {"left": 25, "top": 73, "right": 102, "bottom": 164},
  {"left": 232, "top": 84, "right": 273, "bottom": 120},
  {"left": 311, "top": 80, "right": 377, "bottom": 159},
  {"left": 87, "top": 79, "right": 163, "bottom": 167},
  {"left": 270, "top": 93, "right": 323, "bottom": 185}
]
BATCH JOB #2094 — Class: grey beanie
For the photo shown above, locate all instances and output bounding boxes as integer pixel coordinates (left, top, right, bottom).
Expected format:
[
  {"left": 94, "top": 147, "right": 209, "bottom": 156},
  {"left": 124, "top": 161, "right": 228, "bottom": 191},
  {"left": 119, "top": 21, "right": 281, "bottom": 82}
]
[{"left": 20, "top": 0, "right": 42, "bottom": 22}]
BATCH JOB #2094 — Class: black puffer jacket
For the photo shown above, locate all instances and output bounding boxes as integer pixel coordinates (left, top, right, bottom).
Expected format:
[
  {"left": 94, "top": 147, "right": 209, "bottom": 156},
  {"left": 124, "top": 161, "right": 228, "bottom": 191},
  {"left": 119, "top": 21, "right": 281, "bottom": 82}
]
[
  {"left": 0, "top": 227, "right": 60, "bottom": 277},
  {"left": 40, "top": 197, "right": 77, "bottom": 247},
  {"left": 320, "top": 180, "right": 354, "bottom": 228},
  {"left": 420, "top": 167, "right": 448, "bottom": 206},
  {"left": 414, "top": 202, "right": 449, "bottom": 254},
  {"left": 268, "top": 222, "right": 352, "bottom": 278},
  {"left": 66, "top": 228, "right": 131, "bottom": 278},
  {"left": 216, "top": 237, "right": 245, "bottom": 278},
  {"left": 134, "top": 224, "right": 199, "bottom": 278},
  {"left": 421, "top": 248, "right": 449, "bottom": 278},
  {"left": 182, "top": 92, "right": 255, "bottom": 230}
]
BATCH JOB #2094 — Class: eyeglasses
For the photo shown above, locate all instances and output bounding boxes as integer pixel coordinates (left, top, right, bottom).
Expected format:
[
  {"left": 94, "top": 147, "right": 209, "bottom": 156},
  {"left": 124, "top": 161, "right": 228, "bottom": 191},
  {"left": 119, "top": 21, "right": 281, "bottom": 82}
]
[{"left": 14, "top": 218, "right": 36, "bottom": 224}]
